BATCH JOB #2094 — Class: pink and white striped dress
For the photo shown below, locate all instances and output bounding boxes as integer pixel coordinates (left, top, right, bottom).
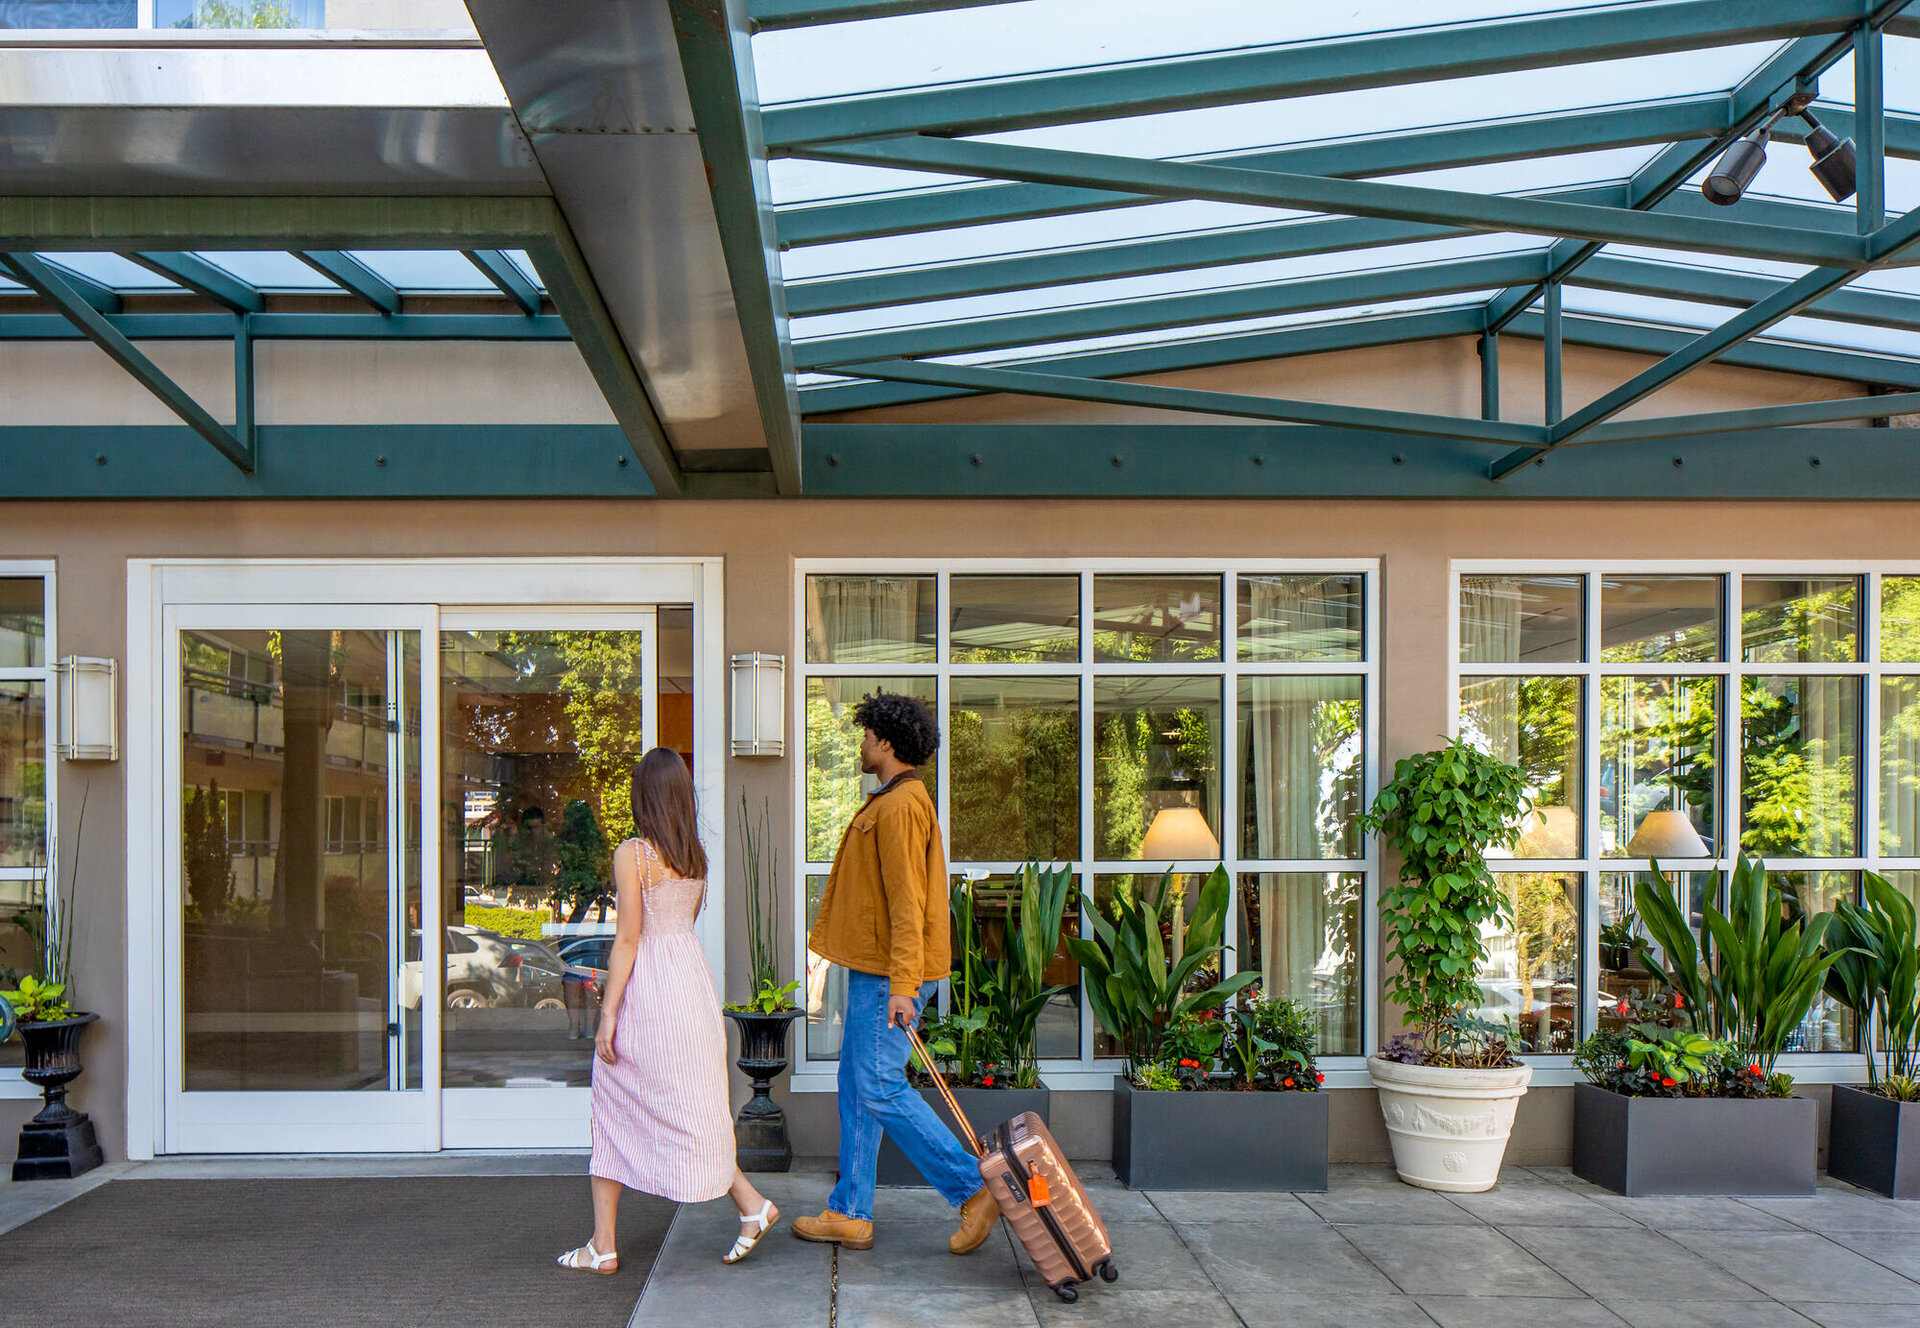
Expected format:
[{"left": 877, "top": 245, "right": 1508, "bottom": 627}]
[{"left": 589, "top": 838, "right": 735, "bottom": 1203}]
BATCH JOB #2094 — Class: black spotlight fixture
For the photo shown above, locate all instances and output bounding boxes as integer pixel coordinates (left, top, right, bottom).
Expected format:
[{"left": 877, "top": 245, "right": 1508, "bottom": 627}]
[{"left": 1702, "top": 99, "right": 1858, "bottom": 206}]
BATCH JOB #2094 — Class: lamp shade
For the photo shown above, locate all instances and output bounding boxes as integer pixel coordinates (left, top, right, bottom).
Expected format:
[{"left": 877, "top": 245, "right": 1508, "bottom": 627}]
[
  {"left": 1517, "top": 805, "right": 1578, "bottom": 857},
  {"left": 1626, "top": 810, "right": 1709, "bottom": 859},
  {"left": 1702, "top": 134, "right": 1767, "bottom": 205},
  {"left": 54, "top": 655, "right": 117, "bottom": 761},
  {"left": 1140, "top": 807, "right": 1220, "bottom": 862}
]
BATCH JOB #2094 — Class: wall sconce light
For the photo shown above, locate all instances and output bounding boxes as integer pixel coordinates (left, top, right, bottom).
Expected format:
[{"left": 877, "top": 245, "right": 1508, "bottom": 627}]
[
  {"left": 730, "top": 652, "right": 785, "bottom": 757},
  {"left": 54, "top": 656, "right": 118, "bottom": 761}
]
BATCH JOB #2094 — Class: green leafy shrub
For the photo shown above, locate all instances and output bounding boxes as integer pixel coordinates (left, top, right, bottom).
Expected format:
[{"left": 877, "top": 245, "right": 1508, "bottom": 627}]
[
  {"left": 1822, "top": 871, "right": 1919, "bottom": 1096},
  {"left": 0, "top": 975, "right": 71, "bottom": 1023},
  {"left": 1359, "top": 737, "right": 1529, "bottom": 1067},
  {"left": 1574, "top": 1023, "right": 1774, "bottom": 1098},
  {"left": 1131, "top": 1064, "right": 1181, "bottom": 1092},
  {"left": 460, "top": 905, "right": 550, "bottom": 942}
]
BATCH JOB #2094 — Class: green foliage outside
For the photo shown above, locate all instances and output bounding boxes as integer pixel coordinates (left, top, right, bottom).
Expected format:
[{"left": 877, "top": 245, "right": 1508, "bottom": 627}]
[
  {"left": 0, "top": 974, "right": 70, "bottom": 1023},
  {"left": 731, "top": 796, "right": 799, "bottom": 1013},
  {"left": 460, "top": 905, "right": 549, "bottom": 942},
  {"left": 183, "top": 779, "right": 234, "bottom": 922},
  {"left": 1822, "top": 872, "right": 1920, "bottom": 1093},
  {"left": 552, "top": 798, "right": 609, "bottom": 922},
  {"left": 173, "top": 1, "right": 296, "bottom": 28},
  {"left": 1360, "top": 737, "right": 1529, "bottom": 1066}
]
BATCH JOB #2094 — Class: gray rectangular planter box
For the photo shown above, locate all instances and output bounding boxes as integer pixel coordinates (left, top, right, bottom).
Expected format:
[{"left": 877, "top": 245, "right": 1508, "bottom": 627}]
[
  {"left": 1572, "top": 1081, "right": 1817, "bottom": 1196},
  {"left": 1827, "top": 1083, "right": 1920, "bottom": 1199},
  {"left": 1112, "top": 1075, "right": 1329, "bottom": 1191},
  {"left": 876, "top": 1086, "right": 1050, "bottom": 1186}
]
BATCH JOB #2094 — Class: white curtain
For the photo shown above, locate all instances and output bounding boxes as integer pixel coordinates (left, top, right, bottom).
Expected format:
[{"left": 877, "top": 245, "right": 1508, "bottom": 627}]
[
  {"left": 1459, "top": 579, "right": 1523, "bottom": 762},
  {"left": 1883, "top": 677, "right": 1920, "bottom": 857},
  {"left": 806, "top": 576, "right": 928, "bottom": 662}
]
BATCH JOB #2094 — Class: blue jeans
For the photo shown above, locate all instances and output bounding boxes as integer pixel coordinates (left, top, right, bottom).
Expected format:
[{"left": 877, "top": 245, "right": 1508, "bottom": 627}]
[{"left": 827, "top": 970, "right": 983, "bottom": 1220}]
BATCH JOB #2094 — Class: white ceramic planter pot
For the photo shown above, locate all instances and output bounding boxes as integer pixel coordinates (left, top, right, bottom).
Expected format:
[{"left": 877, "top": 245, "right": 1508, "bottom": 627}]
[{"left": 1367, "top": 1055, "right": 1533, "bottom": 1192}]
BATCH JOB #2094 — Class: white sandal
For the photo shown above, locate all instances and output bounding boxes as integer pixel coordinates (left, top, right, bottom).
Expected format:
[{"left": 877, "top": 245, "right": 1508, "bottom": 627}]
[
  {"left": 557, "top": 1239, "right": 619, "bottom": 1274},
  {"left": 724, "top": 1200, "right": 780, "bottom": 1265}
]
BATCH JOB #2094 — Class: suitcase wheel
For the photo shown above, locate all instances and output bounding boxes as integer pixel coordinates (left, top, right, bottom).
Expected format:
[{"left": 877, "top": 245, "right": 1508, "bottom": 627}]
[
  {"left": 1097, "top": 1258, "right": 1119, "bottom": 1283},
  {"left": 1053, "top": 1282, "right": 1078, "bottom": 1303}
]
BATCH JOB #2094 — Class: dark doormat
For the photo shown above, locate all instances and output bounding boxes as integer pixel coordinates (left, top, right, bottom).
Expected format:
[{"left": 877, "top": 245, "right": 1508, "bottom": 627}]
[{"left": 0, "top": 1176, "right": 673, "bottom": 1328}]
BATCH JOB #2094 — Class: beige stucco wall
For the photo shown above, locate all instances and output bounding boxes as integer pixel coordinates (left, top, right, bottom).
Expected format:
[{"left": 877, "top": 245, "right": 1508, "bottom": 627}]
[{"left": 3, "top": 495, "right": 1917, "bottom": 1166}]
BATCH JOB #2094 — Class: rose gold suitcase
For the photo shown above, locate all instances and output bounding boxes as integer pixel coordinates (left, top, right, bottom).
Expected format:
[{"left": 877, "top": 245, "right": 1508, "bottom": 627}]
[{"left": 907, "top": 1026, "right": 1118, "bottom": 1303}]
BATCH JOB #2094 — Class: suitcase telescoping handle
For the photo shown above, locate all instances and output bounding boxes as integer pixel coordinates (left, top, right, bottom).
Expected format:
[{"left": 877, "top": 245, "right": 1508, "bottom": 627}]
[{"left": 901, "top": 1019, "right": 985, "bottom": 1158}]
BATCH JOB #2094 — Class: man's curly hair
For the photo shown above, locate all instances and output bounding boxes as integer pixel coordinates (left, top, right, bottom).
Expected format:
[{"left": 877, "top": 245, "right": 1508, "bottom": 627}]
[{"left": 853, "top": 690, "right": 941, "bottom": 767}]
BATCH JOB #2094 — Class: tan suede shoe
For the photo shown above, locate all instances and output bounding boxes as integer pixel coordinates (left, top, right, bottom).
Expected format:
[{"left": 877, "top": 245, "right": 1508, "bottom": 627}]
[
  {"left": 948, "top": 1187, "right": 999, "bottom": 1255},
  {"left": 790, "top": 1209, "right": 874, "bottom": 1251}
]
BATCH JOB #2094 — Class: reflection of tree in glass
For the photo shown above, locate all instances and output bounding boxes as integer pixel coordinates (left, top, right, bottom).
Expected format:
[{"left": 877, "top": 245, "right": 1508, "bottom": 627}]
[
  {"left": 492, "top": 631, "right": 647, "bottom": 849},
  {"left": 1739, "top": 677, "right": 1855, "bottom": 858},
  {"left": 1095, "top": 705, "right": 1213, "bottom": 860},
  {"left": 184, "top": 778, "right": 234, "bottom": 922},
  {"left": 1602, "top": 676, "right": 1718, "bottom": 851},
  {"left": 1741, "top": 583, "right": 1857, "bottom": 664},
  {"left": 950, "top": 703, "right": 1078, "bottom": 862},
  {"left": 806, "top": 693, "right": 867, "bottom": 863},
  {"left": 1504, "top": 873, "right": 1578, "bottom": 1052}
]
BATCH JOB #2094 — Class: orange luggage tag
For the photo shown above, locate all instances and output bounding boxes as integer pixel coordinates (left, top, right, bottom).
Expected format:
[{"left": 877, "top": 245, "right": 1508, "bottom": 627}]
[{"left": 1027, "top": 1162, "right": 1051, "bottom": 1207}]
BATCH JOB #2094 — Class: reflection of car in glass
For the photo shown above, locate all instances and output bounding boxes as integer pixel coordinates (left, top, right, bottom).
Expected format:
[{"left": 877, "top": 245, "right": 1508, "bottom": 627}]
[
  {"left": 399, "top": 927, "right": 569, "bottom": 1010},
  {"left": 557, "top": 935, "right": 614, "bottom": 981}
]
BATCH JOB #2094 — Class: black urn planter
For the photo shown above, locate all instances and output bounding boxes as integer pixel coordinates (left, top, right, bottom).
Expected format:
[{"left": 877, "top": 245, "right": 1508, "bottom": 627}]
[
  {"left": 1572, "top": 1081, "right": 1817, "bottom": 1196},
  {"left": 1113, "top": 1076, "right": 1329, "bottom": 1191},
  {"left": 724, "top": 1008, "right": 804, "bottom": 1173},
  {"left": 877, "top": 1085, "right": 1051, "bottom": 1186},
  {"left": 1827, "top": 1083, "right": 1920, "bottom": 1199},
  {"left": 13, "top": 1012, "right": 105, "bottom": 1182}
]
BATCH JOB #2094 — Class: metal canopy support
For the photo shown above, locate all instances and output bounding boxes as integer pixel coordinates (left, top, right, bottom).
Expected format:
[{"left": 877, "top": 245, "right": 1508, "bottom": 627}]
[
  {"left": 668, "top": 0, "right": 803, "bottom": 494},
  {"left": 1543, "top": 283, "right": 1563, "bottom": 427},
  {"left": 0, "top": 252, "right": 253, "bottom": 474},
  {"left": 10, "top": 257, "right": 122, "bottom": 314},
  {"left": 763, "top": 0, "right": 1865, "bottom": 146},
  {"left": 1858, "top": 25, "right": 1886, "bottom": 233},
  {"left": 127, "top": 252, "right": 263, "bottom": 314},
  {"left": 1582, "top": 390, "right": 1920, "bottom": 443},
  {"left": 463, "top": 249, "right": 541, "bottom": 315},
  {"left": 1480, "top": 333, "right": 1500, "bottom": 422},
  {"left": 0, "top": 312, "right": 571, "bottom": 341},
  {"left": 748, "top": 0, "right": 1007, "bottom": 28},
  {"left": 295, "top": 251, "right": 401, "bottom": 315},
  {"left": 836, "top": 357, "right": 1547, "bottom": 447},
  {"left": 797, "top": 136, "right": 1867, "bottom": 268}
]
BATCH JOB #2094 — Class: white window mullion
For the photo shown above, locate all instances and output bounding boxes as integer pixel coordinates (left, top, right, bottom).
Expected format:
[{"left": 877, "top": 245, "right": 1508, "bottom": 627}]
[{"left": 1078, "top": 571, "right": 1096, "bottom": 1067}]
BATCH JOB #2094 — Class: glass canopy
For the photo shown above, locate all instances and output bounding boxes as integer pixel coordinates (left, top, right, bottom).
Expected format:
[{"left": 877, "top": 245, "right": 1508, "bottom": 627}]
[{"left": 750, "top": 1, "right": 1920, "bottom": 419}]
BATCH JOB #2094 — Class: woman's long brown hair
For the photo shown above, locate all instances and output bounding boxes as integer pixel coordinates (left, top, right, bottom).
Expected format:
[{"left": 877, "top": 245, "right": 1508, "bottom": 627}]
[{"left": 630, "top": 747, "right": 707, "bottom": 880}]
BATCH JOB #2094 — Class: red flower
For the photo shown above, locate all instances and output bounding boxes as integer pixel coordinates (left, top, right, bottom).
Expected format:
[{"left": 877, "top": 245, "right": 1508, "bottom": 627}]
[
  {"left": 1315, "top": 1073, "right": 1325, "bottom": 1083},
  {"left": 1673, "top": 993, "right": 1685, "bottom": 1009},
  {"left": 1661, "top": 1076, "right": 1677, "bottom": 1087},
  {"left": 1749, "top": 1064, "right": 1762, "bottom": 1076},
  {"left": 1283, "top": 1077, "right": 1295, "bottom": 1088},
  {"left": 982, "top": 1076, "right": 995, "bottom": 1086},
  {"left": 1615, "top": 1000, "right": 1630, "bottom": 1015}
]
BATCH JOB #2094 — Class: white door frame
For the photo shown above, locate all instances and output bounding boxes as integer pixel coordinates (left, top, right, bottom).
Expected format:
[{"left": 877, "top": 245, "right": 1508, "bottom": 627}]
[{"left": 126, "top": 558, "right": 726, "bottom": 1158}]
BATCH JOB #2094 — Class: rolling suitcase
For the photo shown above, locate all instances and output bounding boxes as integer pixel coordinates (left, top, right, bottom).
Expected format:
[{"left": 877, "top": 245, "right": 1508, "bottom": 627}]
[{"left": 905, "top": 1024, "right": 1119, "bottom": 1303}]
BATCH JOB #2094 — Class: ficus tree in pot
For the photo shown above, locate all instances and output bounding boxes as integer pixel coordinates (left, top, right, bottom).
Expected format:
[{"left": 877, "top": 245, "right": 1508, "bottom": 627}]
[{"left": 1358, "top": 737, "right": 1534, "bottom": 1192}]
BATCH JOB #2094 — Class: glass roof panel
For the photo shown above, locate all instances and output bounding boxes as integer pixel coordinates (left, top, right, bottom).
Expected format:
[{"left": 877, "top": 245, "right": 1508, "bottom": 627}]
[
  {"left": 1816, "top": 37, "right": 1920, "bottom": 117},
  {"left": 752, "top": 0, "right": 1633, "bottom": 104},
  {"left": 192, "top": 252, "right": 338, "bottom": 291},
  {"left": 40, "top": 253, "right": 179, "bottom": 291},
  {"left": 501, "top": 249, "right": 544, "bottom": 289},
  {"left": 345, "top": 250, "right": 497, "bottom": 292}
]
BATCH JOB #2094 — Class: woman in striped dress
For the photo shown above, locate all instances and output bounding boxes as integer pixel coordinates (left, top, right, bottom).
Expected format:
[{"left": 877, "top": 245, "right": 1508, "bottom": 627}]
[{"left": 558, "top": 748, "right": 779, "bottom": 1272}]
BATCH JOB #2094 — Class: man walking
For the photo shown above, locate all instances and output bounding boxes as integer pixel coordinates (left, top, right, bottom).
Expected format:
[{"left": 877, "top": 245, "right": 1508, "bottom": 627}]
[{"left": 792, "top": 692, "right": 998, "bottom": 1255}]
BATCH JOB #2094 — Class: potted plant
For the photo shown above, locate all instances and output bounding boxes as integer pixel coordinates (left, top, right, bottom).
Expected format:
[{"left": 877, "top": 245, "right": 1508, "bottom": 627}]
[
  {"left": 1359, "top": 737, "right": 1534, "bottom": 1193},
  {"left": 1067, "top": 866, "right": 1305, "bottom": 1190},
  {"left": 1820, "top": 872, "right": 1920, "bottom": 1198},
  {"left": 722, "top": 796, "right": 802, "bottom": 1172},
  {"left": 1569, "top": 857, "right": 1835, "bottom": 1196},
  {"left": 880, "top": 864, "right": 1067, "bottom": 1185}
]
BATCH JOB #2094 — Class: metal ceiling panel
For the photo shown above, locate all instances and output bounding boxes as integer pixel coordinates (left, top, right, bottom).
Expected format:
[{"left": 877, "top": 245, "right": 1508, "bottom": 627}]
[{"left": 467, "top": 0, "right": 776, "bottom": 459}]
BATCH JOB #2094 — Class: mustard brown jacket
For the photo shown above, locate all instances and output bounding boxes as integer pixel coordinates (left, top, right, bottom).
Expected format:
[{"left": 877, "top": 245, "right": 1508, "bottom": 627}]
[{"left": 807, "top": 772, "right": 951, "bottom": 998}]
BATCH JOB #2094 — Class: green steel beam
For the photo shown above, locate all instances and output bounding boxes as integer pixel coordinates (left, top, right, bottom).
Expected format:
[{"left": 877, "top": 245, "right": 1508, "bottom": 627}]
[
  {"left": 794, "top": 252, "right": 1543, "bottom": 369},
  {"left": 748, "top": 0, "right": 1007, "bottom": 27},
  {"left": 1510, "top": 308, "right": 1920, "bottom": 388},
  {"left": 8, "top": 256, "right": 122, "bottom": 315},
  {"left": 462, "top": 249, "right": 541, "bottom": 315},
  {"left": 801, "top": 307, "right": 1489, "bottom": 413},
  {"left": 295, "top": 251, "right": 402, "bottom": 315},
  {"left": 0, "top": 425, "right": 656, "bottom": 498},
  {"left": 1773, "top": 105, "right": 1920, "bottom": 160},
  {"left": 669, "top": 0, "right": 803, "bottom": 494},
  {"left": 1581, "top": 390, "right": 1920, "bottom": 444},
  {"left": 801, "top": 422, "right": 1920, "bottom": 498},
  {"left": 1543, "top": 282, "right": 1563, "bottom": 426},
  {"left": 1859, "top": 26, "right": 1888, "bottom": 234},
  {"left": 836, "top": 357, "right": 1546, "bottom": 447},
  {"left": 0, "top": 313, "right": 572, "bottom": 340},
  {"left": 763, "top": 0, "right": 1867, "bottom": 146},
  {"left": 522, "top": 229, "right": 687, "bottom": 498},
  {"left": 1576, "top": 255, "right": 1920, "bottom": 333},
  {"left": 233, "top": 313, "right": 256, "bottom": 466},
  {"left": 0, "top": 253, "right": 252, "bottom": 474},
  {"left": 1480, "top": 333, "right": 1500, "bottom": 422},
  {"left": 794, "top": 136, "right": 1870, "bottom": 267},
  {"left": 126, "top": 252, "right": 264, "bottom": 314},
  {"left": 0, "top": 196, "right": 560, "bottom": 252},
  {"left": 773, "top": 98, "right": 1732, "bottom": 246}
]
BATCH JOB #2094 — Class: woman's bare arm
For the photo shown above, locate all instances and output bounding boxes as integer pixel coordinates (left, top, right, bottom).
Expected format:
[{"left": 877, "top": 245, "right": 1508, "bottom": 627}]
[{"left": 594, "top": 840, "right": 648, "bottom": 1066}]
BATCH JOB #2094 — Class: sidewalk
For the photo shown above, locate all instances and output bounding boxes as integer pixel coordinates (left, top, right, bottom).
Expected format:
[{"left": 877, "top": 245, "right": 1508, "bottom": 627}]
[{"left": 632, "top": 1163, "right": 1920, "bottom": 1328}]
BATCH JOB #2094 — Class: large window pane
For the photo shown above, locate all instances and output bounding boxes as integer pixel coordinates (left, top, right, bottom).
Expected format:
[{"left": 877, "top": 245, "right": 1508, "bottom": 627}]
[
  {"left": 0, "top": 578, "right": 44, "bottom": 669},
  {"left": 1459, "top": 575, "right": 1583, "bottom": 664},
  {"left": 967, "top": 872, "right": 1080, "bottom": 1060},
  {"left": 805, "top": 873, "right": 845, "bottom": 1060},
  {"left": 805, "top": 575, "right": 935, "bottom": 663},
  {"left": 1238, "top": 573, "right": 1363, "bottom": 663},
  {"left": 1882, "top": 576, "right": 1920, "bottom": 663},
  {"left": 1882, "top": 677, "right": 1920, "bottom": 856},
  {"left": 1237, "top": 872, "right": 1360, "bottom": 1056},
  {"left": 1477, "top": 872, "right": 1580, "bottom": 1054},
  {"left": 1093, "top": 575, "right": 1221, "bottom": 663},
  {"left": 1741, "top": 675, "right": 1859, "bottom": 857},
  {"left": 1598, "top": 870, "right": 1717, "bottom": 1029},
  {"left": 0, "top": 876, "right": 42, "bottom": 1069},
  {"left": 1600, "top": 675, "right": 1718, "bottom": 858},
  {"left": 0, "top": 681, "right": 47, "bottom": 868},
  {"left": 155, "top": 0, "right": 321, "bottom": 26},
  {"left": 1742, "top": 577, "right": 1860, "bottom": 664},
  {"left": 1091, "top": 871, "right": 1218, "bottom": 1058},
  {"left": 950, "top": 575, "right": 1078, "bottom": 663},
  {"left": 1094, "top": 676, "right": 1220, "bottom": 862},
  {"left": 1774, "top": 871, "right": 1858, "bottom": 1052},
  {"left": 1601, "top": 574, "right": 1721, "bottom": 663},
  {"left": 950, "top": 677, "right": 1078, "bottom": 861},
  {"left": 1239, "top": 676, "right": 1362, "bottom": 860},
  {"left": 1460, "top": 676, "right": 1582, "bottom": 857},
  {"left": 806, "top": 676, "right": 938, "bottom": 862},
  {"left": 0, "top": 1, "right": 135, "bottom": 26}
]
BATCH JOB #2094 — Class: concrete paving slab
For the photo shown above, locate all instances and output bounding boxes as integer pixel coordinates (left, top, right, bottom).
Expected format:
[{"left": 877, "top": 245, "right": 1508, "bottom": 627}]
[
  {"left": 1301, "top": 1182, "right": 1483, "bottom": 1226},
  {"left": 1666, "top": 1229, "right": 1920, "bottom": 1304},
  {"left": 1584, "top": 1194, "right": 1800, "bottom": 1230},
  {"left": 1335, "top": 1224, "right": 1584, "bottom": 1298},
  {"left": 1818, "top": 1229, "right": 1920, "bottom": 1281},
  {"left": 1416, "top": 1295, "right": 1630, "bottom": 1327},
  {"left": 0, "top": 1160, "right": 132, "bottom": 1236},
  {"left": 835, "top": 1284, "right": 1041, "bottom": 1328},
  {"left": 1602, "top": 1300, "right": 1822, "bottom": 1328},
  {"left": 1226, "top": 1291, "right": 1439, "bottom": 1328},
  {"left": 1739, "top": 1191, "right": 1920, "bottom": 1233},
  {"left": 1006, "top": 1216, "right": 1207, "bottom": 1290},
  {"left": 1178, "top": 1220, "right": 1402, "bottom": 1296},
  {"left": 1143, "top": 1190, "right": 1324, "bottom": 1224},
  {"left": 1788, "top": 1304, "right": 1920, "bottom": 1328},
  {"left": 1500, "top": 1224, "right": 1767, "bottom": 1301},
  {"left": 1444, "top": 1176, "right": 1641, "bottom": 1228},
  {"left": 1029, "top": 1286, "right": 1244, "bottom": 1328},
  {"left": 837, "top": 1223, "right": 1025, "bottom": 1289}
]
